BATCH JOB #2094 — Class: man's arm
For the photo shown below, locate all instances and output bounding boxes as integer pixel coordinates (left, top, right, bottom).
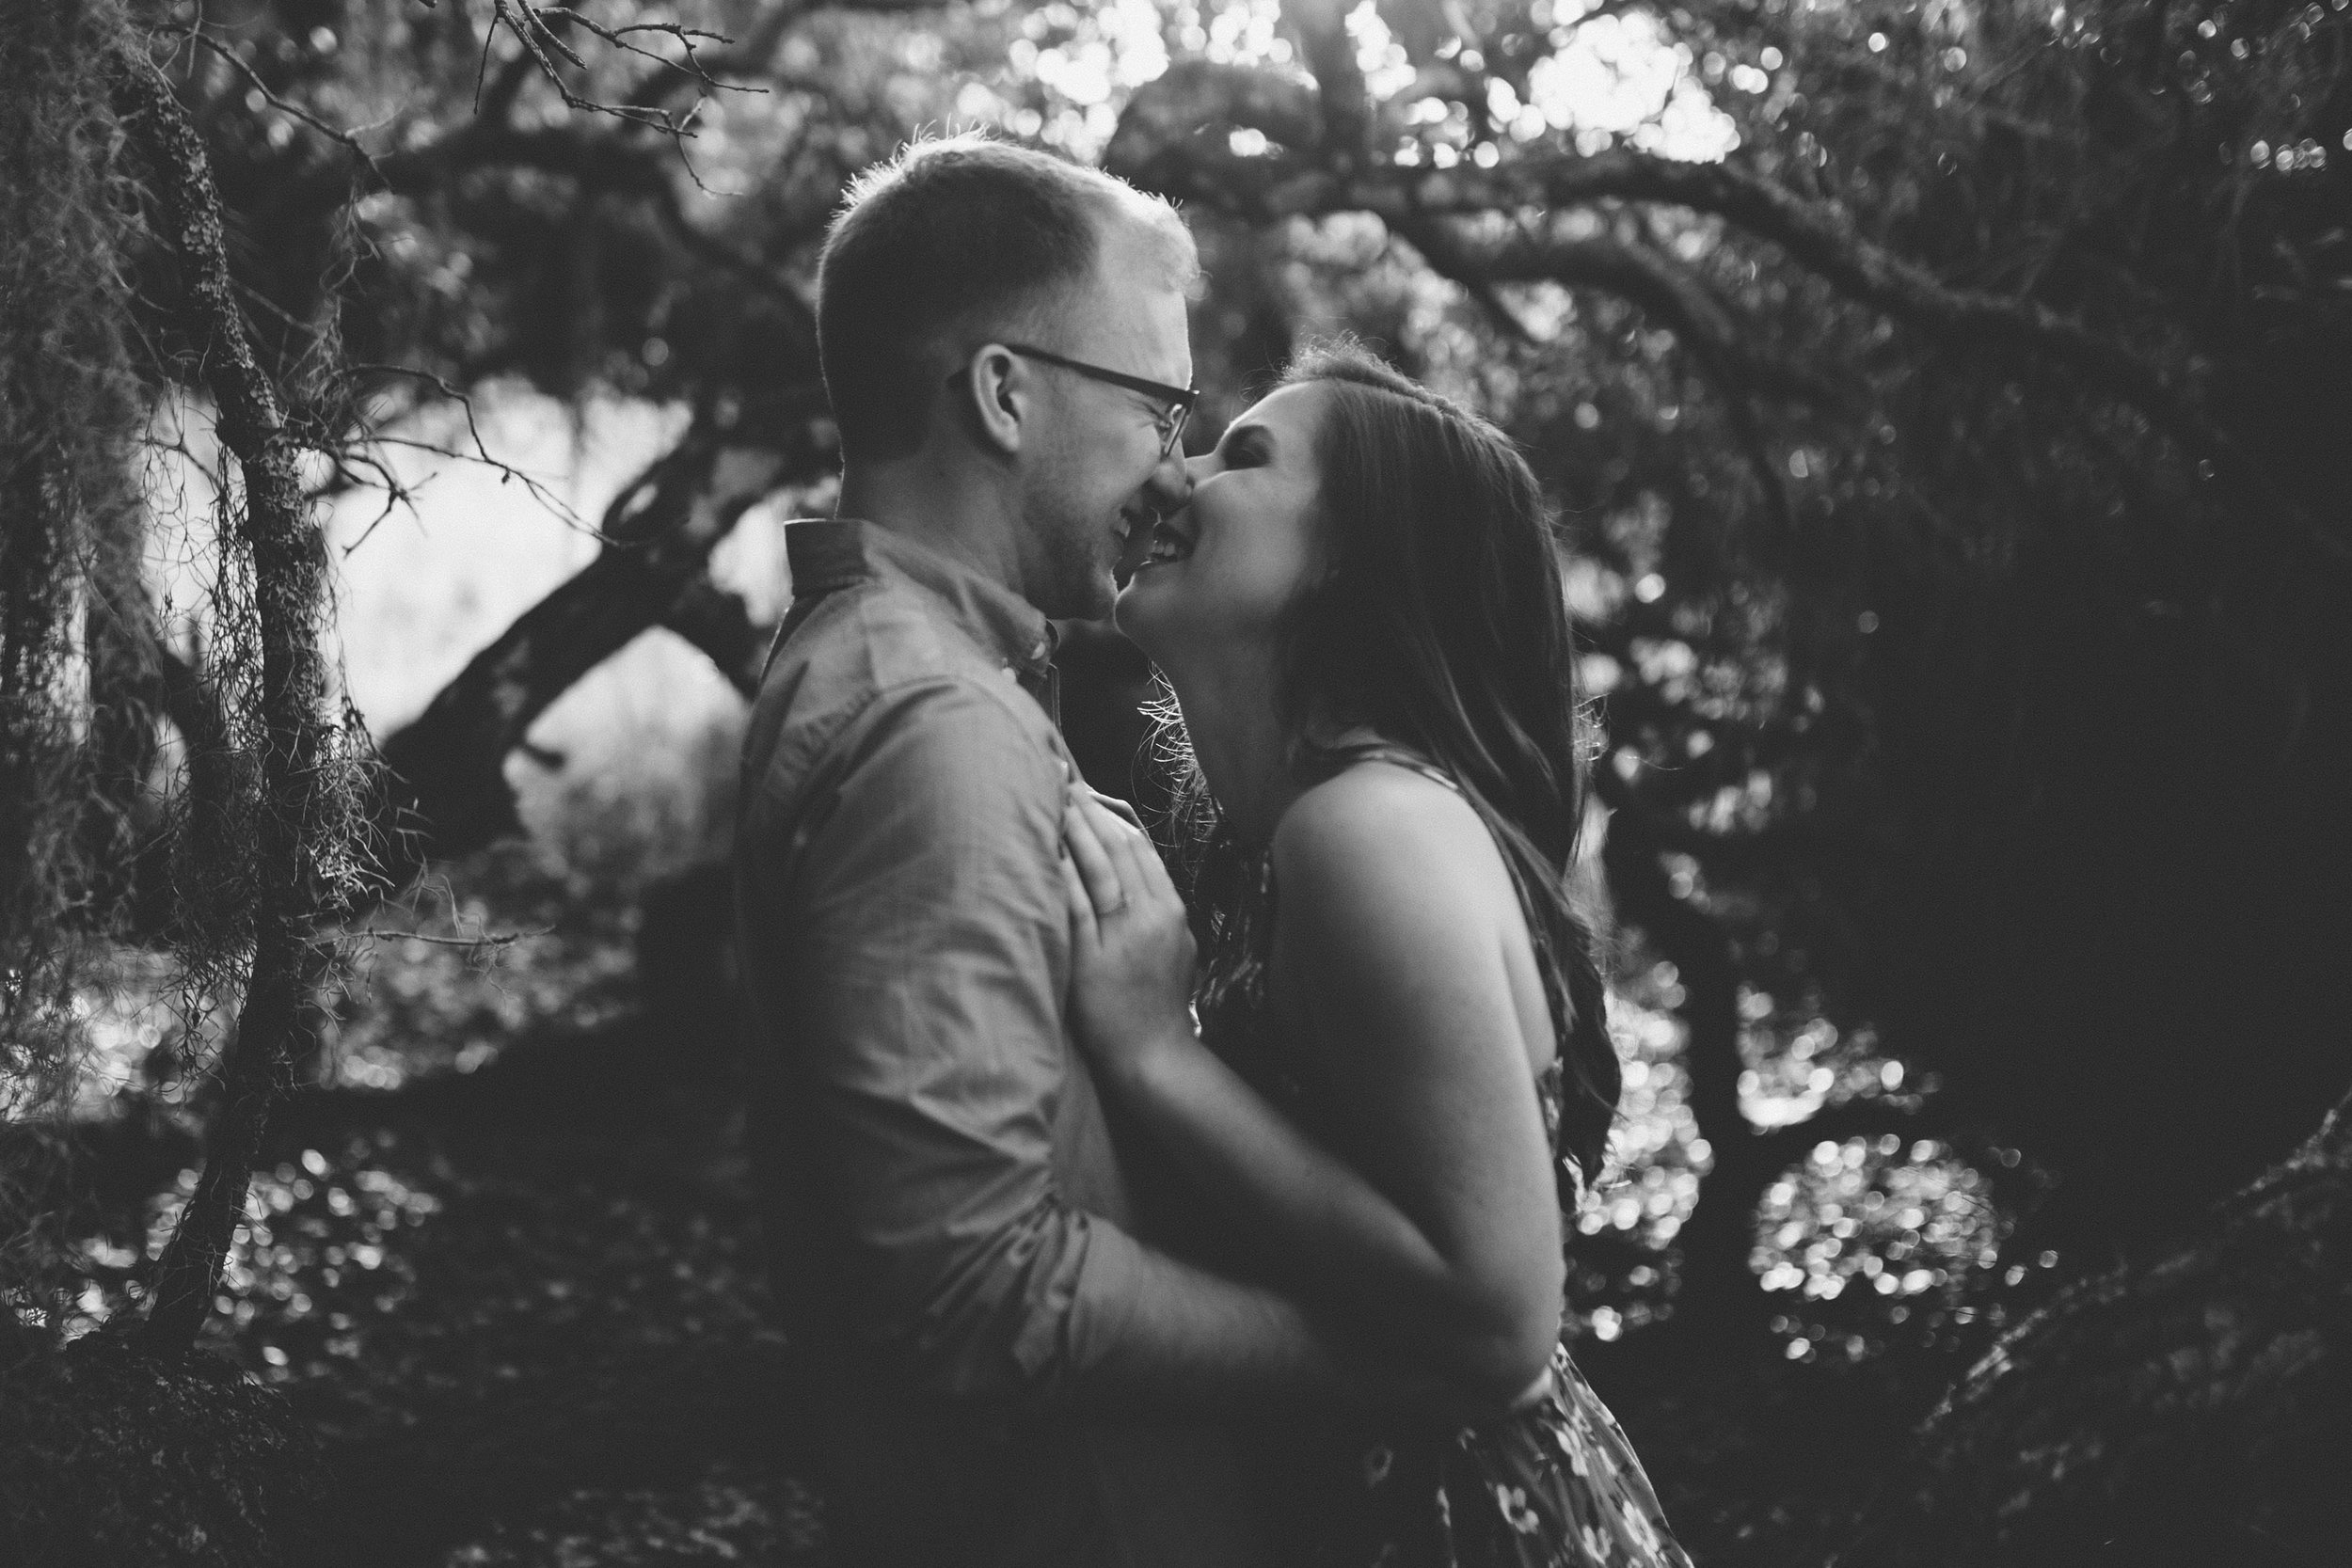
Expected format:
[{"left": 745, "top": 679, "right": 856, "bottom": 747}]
[{"left": 744, "top": 675, "right": 1343, "bottom": 1414}]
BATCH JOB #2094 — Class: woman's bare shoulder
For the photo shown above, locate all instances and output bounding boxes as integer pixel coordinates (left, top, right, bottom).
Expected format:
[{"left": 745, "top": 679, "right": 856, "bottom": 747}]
[{"left": 1271, "top": 761, "right": 1510, "bottom": 938}]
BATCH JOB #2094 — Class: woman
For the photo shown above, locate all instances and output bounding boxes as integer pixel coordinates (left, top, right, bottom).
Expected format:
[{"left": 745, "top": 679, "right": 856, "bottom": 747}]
[{"left": 1057, "top": 345, "right": 1692, "bottom": 1567}]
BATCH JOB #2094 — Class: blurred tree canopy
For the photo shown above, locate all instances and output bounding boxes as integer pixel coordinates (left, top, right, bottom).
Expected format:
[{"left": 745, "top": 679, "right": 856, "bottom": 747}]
[{"left": 7, "top": 0, "right": 2349, "bottom": 1370}]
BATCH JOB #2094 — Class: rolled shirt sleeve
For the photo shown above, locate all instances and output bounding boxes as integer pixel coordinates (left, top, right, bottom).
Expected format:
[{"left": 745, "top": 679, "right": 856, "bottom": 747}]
[{"left": 751, "top": 673, "right": 1158, "bottom": 1401}]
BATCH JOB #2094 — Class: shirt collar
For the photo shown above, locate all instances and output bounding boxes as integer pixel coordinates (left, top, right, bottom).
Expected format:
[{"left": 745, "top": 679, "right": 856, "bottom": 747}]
[{"left": 786, "top": 517, "right": 1058, "bottom": 679}]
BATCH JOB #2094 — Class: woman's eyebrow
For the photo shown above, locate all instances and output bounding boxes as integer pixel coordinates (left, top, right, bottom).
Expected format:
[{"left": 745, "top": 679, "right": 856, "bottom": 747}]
[{"left": 1222, "top": 420, "right": 1272, "bottom": 449}]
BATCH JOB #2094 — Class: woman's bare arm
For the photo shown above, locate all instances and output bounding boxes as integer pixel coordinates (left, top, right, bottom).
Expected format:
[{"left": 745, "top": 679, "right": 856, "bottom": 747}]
[{"left": 1061, "top": 775, "right": 1564, "bottom": 1407}]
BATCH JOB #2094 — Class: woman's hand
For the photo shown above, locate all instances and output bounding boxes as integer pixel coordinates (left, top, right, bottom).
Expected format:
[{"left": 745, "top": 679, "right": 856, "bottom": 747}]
[{"left": 1058, "top": 784, "right": 1199, "bottom": 1086}]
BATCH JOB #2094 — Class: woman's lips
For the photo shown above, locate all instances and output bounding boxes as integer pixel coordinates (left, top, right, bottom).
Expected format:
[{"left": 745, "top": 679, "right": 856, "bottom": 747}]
[{"left": 1134, "top": 516, "right": 1196, "bottom": 571}]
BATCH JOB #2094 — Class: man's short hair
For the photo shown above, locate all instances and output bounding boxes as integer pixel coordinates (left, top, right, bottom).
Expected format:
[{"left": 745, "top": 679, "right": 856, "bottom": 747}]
[{"left": 816, "top": 135, "right": 1196, "bottom": 462}]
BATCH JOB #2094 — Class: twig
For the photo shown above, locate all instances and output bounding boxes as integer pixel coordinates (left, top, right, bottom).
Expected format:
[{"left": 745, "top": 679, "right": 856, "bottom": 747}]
[
  {"left": 337, "top": 364, "right": 597, "bottom": 542},
  {"left": 315, "top": 449, "right": 421, "bottom": 553},
  {"left": 358, "top": 435, "right": 592, "bottom": 541},
  {"left": 481, "top": 0, "right": 760, "bottom": 165},
  {"left": 167, "top": 23, "right": 385, "bottom": 182},
  {"left": 353, "top": 924, "right": 548, "bottom": 951},
  {"left": 619, "top": 0, "right": 805, "bottom": 114}
]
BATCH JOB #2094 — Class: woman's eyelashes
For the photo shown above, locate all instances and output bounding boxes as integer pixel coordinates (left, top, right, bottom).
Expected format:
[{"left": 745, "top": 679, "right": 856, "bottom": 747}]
[{"left": 1219, "top": 427, "right": 1270, "bottom": 467}]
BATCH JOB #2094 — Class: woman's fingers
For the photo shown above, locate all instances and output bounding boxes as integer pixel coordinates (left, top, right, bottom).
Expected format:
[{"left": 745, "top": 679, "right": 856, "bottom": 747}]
[
  {"left": 1084, "top": 788, "right": 1145, "bottom": 832},
  {"left": 1122, "top": 818, "right": 1180, "bottom": 910},
  {"left": 1107, "top": 807, "right": 1166, "bottom": 910},
  {"left": 1068, "top": 784, "right": 1180, "bottom": 927},
  {"left": 1063, "top": 792, "right": 1126, "bottom": 915},
  {"left": 1079, "top": 794, "right": 1176, "bottom": 914}
]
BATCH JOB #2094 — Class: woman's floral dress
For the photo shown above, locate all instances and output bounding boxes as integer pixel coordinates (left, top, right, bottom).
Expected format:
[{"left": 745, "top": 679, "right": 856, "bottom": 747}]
[{"left": 1191, "top": 746, "right": 1694, "bottom": 1568}]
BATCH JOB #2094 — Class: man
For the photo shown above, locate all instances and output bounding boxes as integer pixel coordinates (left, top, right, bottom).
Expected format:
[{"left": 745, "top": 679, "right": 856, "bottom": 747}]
[{"left": 733, "top": 135, "right": 1343, "bottom": 1567}]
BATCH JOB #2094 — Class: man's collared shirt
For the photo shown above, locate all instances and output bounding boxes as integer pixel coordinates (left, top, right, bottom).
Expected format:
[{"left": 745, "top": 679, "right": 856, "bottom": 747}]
[{"left": 734, "top": 518, "right": 1271, "bottom": 1567}]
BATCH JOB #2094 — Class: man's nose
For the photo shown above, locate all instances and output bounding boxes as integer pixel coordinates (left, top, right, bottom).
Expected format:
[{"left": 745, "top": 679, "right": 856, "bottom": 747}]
[{"left": 1142, "top": 450, "right": 1194, "bottom": 513}]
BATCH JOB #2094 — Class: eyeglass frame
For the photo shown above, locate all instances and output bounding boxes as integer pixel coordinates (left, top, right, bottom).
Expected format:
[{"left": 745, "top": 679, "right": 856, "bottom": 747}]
[{"left": 979, "top": 341, "right": 1200, "bottom": 461}]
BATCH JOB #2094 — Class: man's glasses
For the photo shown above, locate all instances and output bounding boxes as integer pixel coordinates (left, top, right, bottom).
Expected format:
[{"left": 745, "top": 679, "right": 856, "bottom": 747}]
[{"left": 1000, "top": 342, "right": 1198, "bottom": 461}]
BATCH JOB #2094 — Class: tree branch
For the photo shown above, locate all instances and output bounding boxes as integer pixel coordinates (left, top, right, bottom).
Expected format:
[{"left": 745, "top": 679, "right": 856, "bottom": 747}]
[
  {"left": 1285, "top": 0, "right": 1372, "bottom": 166},
  {"left": 275, "top": 116, "right": 821, "bottom": 355},
  {"left": 1104, "top": 69, "right": 2346, "bottom": 572},
  {"left": 1407, "top": 214, "right": 1824, "bottom": 531},
  {"left": 373, "top": 408, "right": 819, "bottom": 878},
  {"left": 482, "top": 0, "right": 753, "bottom": 142},
  {"left": 617, "top": 0, "right": 805, "bottom": 113},
  {"left": 1466, "top": 221, "right": 1841, "bottom": 408},
  {"left": 1102, "top": 60, "right": 1324, "bottom": 180},
  {"left": 660, "top": 576, "right": 769, "bottom": 699},
  {"left": 170, "top": 24, "right": 385, "bottom": 182},
  {"left": 1389, "top": 214, "right": 1539, "bottom": 343}
]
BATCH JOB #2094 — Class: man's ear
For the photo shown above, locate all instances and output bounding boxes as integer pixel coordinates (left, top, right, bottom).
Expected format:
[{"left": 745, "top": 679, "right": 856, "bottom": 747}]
[{"left": 961, "top": 343, "right": 1026, "bottom": 457}]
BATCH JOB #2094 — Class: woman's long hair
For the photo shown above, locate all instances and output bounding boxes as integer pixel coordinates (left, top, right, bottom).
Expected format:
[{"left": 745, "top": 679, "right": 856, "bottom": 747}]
[{"left": 1160, "top": 341, "right": 1620, "bottom": 1190}]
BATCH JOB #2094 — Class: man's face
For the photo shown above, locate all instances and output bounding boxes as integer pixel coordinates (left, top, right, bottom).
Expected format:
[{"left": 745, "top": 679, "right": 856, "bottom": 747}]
[{"left": 1015, "top": 221, "right": 1194, "bottom": 622}]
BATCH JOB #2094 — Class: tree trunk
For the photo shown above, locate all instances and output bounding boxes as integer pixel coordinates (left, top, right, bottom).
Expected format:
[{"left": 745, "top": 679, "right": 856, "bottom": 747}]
[
  {"left": 113, "top": 48, "right": 337, "bottom": 1354},
  {"left": 1595, "top": 759, "right": 1921, "bottom": 1357},
  {"left": 1595, "top": 759, "right": 1773, "bottom": 1354},
  {"left": 1839, "top": 1088, "right": 2352, "bottom": 1567}
]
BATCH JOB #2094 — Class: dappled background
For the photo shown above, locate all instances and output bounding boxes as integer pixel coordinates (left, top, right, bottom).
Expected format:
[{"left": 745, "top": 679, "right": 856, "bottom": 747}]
[{"left": 3, "top": 0, "right": 2349, "bottom": 1562}]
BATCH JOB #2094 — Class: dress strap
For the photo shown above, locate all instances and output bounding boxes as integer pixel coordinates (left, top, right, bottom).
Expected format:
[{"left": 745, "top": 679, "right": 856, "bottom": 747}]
[{"left": 1318, "top": 740, "right": 1463, "bottom": 796}]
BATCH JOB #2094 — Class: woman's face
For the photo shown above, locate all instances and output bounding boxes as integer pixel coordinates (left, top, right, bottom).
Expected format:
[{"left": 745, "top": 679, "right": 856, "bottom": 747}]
[{"left": 1114, "top": 381, "right": 1330, "bottom": 670}]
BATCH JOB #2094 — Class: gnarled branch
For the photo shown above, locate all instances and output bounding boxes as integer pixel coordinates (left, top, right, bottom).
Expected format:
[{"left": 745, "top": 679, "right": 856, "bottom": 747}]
[
  {"left": 661, "top": 576, "right": 770, "bottom": 699},
  {"left": 1104, "top": 69, "right": 2345, "bottom": 571},
  {"left": 373, "top": 404, "right": 823, "bottom": 879},
  {"left": 1463, "top": 221, "right": 1840, "bottom": 408}
]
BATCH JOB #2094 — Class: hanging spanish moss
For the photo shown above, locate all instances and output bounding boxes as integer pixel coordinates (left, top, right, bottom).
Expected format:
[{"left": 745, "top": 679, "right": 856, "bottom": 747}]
[
  {"left": 1, "top": 1, "right": 374, "bottom": 1351},
  {"left": 0, "top": 0, "right": 155, "bottom": 1315}
]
